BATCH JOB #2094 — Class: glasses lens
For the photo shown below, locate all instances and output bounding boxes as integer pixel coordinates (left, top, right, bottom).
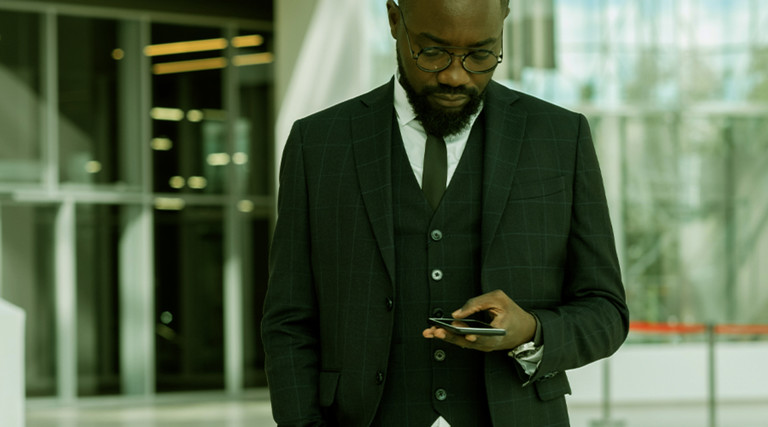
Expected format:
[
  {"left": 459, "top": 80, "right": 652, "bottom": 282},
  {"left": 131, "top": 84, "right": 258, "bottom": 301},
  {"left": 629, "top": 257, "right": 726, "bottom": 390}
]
[
  {"left": 416, "top": 47, "right": 499, "bottom": 73},
  {"left": 416, "top": 47, "right": 452, "bottom": 72},
  {"left": 464, "top": 50, "right": 498, "bottom": 73}
]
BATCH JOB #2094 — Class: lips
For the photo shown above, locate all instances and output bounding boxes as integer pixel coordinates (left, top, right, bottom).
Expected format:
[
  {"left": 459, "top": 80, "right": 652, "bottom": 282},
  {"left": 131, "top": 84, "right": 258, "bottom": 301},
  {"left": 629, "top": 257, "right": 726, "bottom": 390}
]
[{"left": 430, "top": 93, "right": 469, "bottom": 108}]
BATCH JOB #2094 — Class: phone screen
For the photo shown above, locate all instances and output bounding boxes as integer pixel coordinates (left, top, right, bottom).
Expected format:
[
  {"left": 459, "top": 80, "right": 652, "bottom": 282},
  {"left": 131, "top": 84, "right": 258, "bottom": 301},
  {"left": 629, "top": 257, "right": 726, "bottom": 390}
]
[{"left": 428, "top": 317, "right": 506, "bottom": 336}]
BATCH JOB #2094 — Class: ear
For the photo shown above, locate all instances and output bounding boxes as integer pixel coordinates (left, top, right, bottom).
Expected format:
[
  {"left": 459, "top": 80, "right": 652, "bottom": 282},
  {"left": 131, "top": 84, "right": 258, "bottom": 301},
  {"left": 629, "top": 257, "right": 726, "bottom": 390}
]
[{"left": 386, "top": 0, "right": 400, "bottom": 40}]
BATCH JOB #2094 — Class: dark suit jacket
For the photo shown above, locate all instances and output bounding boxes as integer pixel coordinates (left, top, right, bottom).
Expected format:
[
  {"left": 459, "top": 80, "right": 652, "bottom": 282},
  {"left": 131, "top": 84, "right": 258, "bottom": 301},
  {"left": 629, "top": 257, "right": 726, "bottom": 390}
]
[{"left": 262, "top": 79, "right": 629, "bottom": 426}]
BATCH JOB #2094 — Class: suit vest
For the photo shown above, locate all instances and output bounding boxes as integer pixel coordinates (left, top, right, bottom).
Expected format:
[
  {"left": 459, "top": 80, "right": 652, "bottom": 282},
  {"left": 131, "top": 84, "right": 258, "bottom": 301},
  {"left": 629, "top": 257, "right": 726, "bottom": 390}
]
[{"left": 372, "top": 113, "right": 491, "bottom": 427}]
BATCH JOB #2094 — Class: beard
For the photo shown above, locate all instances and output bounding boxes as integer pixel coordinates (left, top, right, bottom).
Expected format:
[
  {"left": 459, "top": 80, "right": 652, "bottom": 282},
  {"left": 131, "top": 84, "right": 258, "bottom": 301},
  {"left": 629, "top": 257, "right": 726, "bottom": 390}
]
[{"left": 397, "top": 50, "right": 485, "bottom": 138}]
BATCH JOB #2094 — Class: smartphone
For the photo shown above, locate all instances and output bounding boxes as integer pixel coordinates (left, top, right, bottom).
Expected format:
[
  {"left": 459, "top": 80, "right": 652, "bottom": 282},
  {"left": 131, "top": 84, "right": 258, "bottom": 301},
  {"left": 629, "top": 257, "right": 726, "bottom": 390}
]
[{"left": 428, "top": 317, "right": 506, "bottom": 336}]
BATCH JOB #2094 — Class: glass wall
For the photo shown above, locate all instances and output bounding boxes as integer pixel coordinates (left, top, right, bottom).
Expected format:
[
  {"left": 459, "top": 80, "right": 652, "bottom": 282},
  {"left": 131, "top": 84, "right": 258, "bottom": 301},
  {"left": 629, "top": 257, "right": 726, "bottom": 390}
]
[
  {"left": 0, "top": 3, "right": 273, "bottom": 398},
  {"left": 58, "top": 17, "right": 127, "bottom": 186},
  {"left": 0, "top": 205, "right": 58, "bottom": 396},
  {"left": 154, "top": 206, "right": 225, "bottom": 392},
  {"left": 150, "top": 24, "right": 226, "bottom": 195},
  {"left": 75, "top": 204, "right": 122, "bottom": 396},
  {"left": 500, "top": 0, "right": 768, "bottom": 328},
  {"left": 0, "top": 11, "right": 43, "bottom": 184}
]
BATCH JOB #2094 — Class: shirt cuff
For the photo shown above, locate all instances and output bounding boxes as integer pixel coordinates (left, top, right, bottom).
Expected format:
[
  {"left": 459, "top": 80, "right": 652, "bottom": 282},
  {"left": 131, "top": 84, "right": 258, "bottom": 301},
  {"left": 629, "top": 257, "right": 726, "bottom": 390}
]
[
  {"left": 508, "top": 312, "right": 544, "bottom": 376},
  {"left": 512, "top": 344, "right": 544, "bottom": 376}
]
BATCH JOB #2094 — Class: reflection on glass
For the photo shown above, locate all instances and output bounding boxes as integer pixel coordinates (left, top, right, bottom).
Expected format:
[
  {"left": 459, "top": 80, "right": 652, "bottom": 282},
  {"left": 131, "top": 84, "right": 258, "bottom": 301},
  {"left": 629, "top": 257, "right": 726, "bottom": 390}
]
[
  {"left": 1, "top": 205, "right": 57, "bottom": 396},
  {"left": 0, "top": 11, "right": 43, "bottom": 183},
  {"left": 151, "top": 24, "right": 225, "bottom": 195},
  {"left": 237, "top": 30, "right": 273, "bottom": 196},
  {"left": 58, "top": 16, "right": 120, "bottom": 185},
  {"left": 591, "top": 113, "right": 768, "bottom": 331},
  {"left": 75, "top": 204, "right": 121, "bottom": 396},
  {"left": 154, "top": 206, "right": 225, "bottom": 391},
  {"left": 3, "top": 7, "right": 276, "bottom": 398}
]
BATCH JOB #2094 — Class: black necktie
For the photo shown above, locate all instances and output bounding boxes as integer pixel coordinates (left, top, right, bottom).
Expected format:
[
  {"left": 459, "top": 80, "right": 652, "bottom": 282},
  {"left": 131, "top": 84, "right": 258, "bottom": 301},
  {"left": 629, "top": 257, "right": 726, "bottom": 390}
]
[{"left": 422, "top": 134, "right": 447, "bottom": 210}]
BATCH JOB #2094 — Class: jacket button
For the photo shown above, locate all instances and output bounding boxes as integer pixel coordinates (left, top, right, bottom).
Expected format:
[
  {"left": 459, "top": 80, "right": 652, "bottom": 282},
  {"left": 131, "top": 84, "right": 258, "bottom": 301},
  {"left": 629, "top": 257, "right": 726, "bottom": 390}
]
[
  {"left": 375, "top": 371, "right": 385, "bottom": 385},
  {"left": 430, "top": 269, "right": 443, "bottom": 281},
  {"left": 385, "top": 297, "right": 394, "bottom": 311},
  {"left": 434, "top": 388, "right": 447, "bottom": 401},
  {"left": 430, "top": 229, "right": 443, "bottom": 241},
  {"left": 433, "top": 349, "right": 446, "bottom": 362},
  {"left": 432, "top": 308, "right": 444, "bottom": 318}
]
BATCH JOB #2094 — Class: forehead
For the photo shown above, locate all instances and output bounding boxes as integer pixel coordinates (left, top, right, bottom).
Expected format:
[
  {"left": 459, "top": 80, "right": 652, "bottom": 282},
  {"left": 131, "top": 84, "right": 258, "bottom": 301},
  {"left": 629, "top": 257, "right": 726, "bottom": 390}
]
[{"left": 403, "top": 0, "right": 504, "bottom": 46}]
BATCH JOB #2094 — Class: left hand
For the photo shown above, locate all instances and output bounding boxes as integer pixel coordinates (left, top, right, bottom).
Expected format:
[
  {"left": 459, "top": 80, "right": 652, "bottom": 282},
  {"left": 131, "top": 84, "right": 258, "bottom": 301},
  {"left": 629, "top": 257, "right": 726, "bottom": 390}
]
[{"left": 422, "top": 289, "right": 537, "bottom": 352}]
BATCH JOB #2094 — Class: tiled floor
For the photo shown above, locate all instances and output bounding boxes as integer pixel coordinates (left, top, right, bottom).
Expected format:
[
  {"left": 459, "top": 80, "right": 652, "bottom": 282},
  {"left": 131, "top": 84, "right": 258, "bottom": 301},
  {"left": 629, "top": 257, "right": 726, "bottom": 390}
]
[
  {"left": 27, "top": 390, "right": 277, "bottom": 427},
  {"left": 568, "top": 400, "right": 768, "bottom": 427},
  {"left": 26, "top": 390, "right": 768, "bottom": 427}
]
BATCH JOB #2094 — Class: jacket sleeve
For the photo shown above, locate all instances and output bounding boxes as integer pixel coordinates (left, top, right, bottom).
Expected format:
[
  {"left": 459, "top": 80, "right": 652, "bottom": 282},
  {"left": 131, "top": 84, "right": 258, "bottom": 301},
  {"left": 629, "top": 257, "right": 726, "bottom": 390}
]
[
  {"left": 261, "top": 121, "right": 325, "bottom": 426},
  {"left": 529, "top": 114, "right": 629, "bottom": 383}
]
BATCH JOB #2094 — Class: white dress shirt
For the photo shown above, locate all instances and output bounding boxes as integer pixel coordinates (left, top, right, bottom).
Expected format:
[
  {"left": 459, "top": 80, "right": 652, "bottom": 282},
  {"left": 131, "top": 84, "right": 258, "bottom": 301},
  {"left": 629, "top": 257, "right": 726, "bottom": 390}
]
[{"left": 392, "top": 74, "right": 482, "bottom": 189}]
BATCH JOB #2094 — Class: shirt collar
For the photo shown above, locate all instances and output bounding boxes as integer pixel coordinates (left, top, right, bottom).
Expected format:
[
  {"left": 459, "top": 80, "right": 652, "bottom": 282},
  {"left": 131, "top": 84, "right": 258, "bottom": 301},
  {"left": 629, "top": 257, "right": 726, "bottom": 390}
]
[{"left": 394, "top": 72, "right": 419, "bottom": 130}]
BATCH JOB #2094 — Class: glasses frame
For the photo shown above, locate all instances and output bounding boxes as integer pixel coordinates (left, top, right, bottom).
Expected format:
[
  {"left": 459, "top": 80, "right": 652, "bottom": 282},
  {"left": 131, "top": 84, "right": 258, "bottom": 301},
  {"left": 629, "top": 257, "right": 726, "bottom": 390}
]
[{"left": 397, "top": 5, "right": 503, "bottom": 75}]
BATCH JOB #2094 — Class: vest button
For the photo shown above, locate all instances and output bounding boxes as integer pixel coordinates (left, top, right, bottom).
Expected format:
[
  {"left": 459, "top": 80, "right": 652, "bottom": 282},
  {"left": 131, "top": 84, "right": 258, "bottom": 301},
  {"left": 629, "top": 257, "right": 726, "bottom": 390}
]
[
  {"left": 434, "top": 349, "right": 446, "bottom": 362},
  {"left": 375, "top": 371, "right": 385, "bottom": 385},
  {"left": 431, "top": 269, "right": 443, "bottom": 281},
  {"left": 432, "top": 308, "right": 444, "bottom": 318},
  {"left": 434, "top": 388, "right": 448, "bottom": 401},
  {"left": 430, "top": 229, "right": 443, "bottom": 241},
  {"left": 385, "top": 297, "right": 394, "bottom": 311}
]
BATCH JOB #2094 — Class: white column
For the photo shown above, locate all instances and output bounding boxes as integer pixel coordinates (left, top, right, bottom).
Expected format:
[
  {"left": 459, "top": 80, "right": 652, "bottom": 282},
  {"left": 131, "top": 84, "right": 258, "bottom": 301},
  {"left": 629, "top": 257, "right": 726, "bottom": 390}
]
[
  {"left": 224, "top": 24, "right": 244, "bottom": 396},
  {"left": 55, "top": 200, "right": 77, "bottom": 402},
  {"left": 0, "top": 299, "right": 25, "bottom": 427},
  {"left": 117, "top": 16, "right": 155, "bottom": 397},
  {"left": 119, "top": 205, "right": 155, "bottom": 395},
  {"left": 275, "top": 0, "right": 375, "bottom": 172}
]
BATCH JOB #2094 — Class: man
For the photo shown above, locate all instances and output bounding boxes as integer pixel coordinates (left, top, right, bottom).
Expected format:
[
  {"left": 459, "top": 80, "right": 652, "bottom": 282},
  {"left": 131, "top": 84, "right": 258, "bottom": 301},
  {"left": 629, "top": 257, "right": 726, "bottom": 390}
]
[{"left": 262, "top": 0, "right": 629, "bottom": 425}]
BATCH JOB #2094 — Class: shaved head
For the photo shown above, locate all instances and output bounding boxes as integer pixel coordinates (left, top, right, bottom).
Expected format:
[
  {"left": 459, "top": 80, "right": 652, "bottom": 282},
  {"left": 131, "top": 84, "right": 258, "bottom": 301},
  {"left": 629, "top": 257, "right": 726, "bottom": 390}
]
[{"left": 398, "top": 0, "right": 510, "bottom": 15}]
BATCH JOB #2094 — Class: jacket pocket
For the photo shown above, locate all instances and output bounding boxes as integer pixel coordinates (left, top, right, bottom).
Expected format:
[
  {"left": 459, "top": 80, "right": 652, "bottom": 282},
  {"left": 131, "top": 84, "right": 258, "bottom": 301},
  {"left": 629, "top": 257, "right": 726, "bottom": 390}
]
[
  {"left": 508, "top": 176, "right": 565, "bottom": 201},
  {"left": 533, "top": 371, "right": 571, "bottom": 401},
  {"left": 318, "top": 371, "right": 341, "bottom": 407}
]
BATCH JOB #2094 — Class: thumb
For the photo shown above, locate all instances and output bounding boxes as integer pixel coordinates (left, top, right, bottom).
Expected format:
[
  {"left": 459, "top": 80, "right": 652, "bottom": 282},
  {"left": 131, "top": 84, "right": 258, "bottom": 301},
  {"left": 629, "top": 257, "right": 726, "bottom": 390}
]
[
  {"left": 452, "top": 298, "right": 485, "bottom": 319},
  {"left": 452, "top": 290, "right": 509, "bottom": 319}
]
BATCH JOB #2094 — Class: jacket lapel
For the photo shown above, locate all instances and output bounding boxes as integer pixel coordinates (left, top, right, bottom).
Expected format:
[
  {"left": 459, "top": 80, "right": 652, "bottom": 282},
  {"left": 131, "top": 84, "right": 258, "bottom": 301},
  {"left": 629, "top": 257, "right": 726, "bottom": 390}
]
[
  {"left": 349, "top": 79, "right": 525, "bottom": 284},
  {"left": 481, "top": 81, "right": 527, "bottom": 267},
  {"left": 351, "top": 79, "right": 397, "bottom": 286}
]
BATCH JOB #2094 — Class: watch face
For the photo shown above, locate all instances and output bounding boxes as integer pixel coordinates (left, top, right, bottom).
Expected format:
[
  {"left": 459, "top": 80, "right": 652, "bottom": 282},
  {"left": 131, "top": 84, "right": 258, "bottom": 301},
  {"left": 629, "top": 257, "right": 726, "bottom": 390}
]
[
  {"left": 515, "top": 349, "right": 536, "bottom": 358},
  {"left": 512, "top": 342, "right": 537, "bottom": 358}
]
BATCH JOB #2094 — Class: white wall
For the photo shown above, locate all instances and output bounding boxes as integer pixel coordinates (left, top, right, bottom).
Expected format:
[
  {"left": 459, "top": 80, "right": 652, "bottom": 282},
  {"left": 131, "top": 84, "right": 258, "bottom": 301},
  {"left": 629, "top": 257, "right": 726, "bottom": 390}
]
[
  {"left": 274, "top": 0, "right": 392, "bottom": 175},
  {"left": 568, "top": 341, "right": 768, "bottom": 405}
]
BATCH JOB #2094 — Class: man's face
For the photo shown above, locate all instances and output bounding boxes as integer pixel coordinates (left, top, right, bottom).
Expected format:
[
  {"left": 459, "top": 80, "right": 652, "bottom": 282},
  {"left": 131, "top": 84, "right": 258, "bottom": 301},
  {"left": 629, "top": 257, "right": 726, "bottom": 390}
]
[{"left": 388, "top": 0, "right": 507, "bottom": 137}]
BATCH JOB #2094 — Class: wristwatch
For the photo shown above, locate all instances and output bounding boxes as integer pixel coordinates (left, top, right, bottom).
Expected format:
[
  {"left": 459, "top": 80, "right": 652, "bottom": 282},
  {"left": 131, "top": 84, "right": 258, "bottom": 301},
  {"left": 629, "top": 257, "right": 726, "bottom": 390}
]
[
  {"left": 508, "top": 312, "right": 543, "bottom": 359},
  {"left": 509, "top": 341, "right": 539, "bottom": 359}
]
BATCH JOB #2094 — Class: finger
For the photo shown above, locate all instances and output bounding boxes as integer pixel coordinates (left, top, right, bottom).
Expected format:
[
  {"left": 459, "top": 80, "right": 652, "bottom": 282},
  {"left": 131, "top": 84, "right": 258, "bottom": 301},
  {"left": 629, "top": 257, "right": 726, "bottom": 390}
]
[
  {"left": 453, "top": 290, "right": 510, "bottom": 318},
  {"left": 452, "top": 297, "right": 489, "bottom": 318},
  {"left": 423, "top": 327, "right": 457, "bottom": 341},
  {"left": 433, "top": 328, "right": 451, "bottom": 340},
  {"left": 442, "top": 332, "right": 475, "bottom": 348},
  {"left": 424, "top": 327, "right": 477, "bottom": 350}
]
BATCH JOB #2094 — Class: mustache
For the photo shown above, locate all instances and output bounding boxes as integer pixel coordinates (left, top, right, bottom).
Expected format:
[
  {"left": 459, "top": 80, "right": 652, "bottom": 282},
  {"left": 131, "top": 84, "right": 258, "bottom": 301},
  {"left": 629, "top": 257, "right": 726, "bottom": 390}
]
[{"left": 421, "top": 84, "right": 478, "bottom": 97}]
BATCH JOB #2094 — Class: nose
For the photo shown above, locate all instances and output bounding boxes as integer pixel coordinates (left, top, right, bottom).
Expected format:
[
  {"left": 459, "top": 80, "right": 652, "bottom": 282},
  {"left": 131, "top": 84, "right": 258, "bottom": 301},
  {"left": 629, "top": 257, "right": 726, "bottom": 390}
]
[{"left": 435, "top": 55, "right": 471, "bottom": 87}]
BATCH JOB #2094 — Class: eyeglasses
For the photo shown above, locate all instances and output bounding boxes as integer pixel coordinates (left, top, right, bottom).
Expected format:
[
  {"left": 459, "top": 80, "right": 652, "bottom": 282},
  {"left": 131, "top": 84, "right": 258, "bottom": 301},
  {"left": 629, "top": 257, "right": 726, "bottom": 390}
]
[{"left": 397, "top": 6, "right": 503, "bottom": 74}]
